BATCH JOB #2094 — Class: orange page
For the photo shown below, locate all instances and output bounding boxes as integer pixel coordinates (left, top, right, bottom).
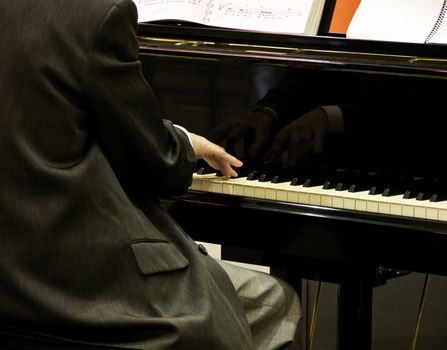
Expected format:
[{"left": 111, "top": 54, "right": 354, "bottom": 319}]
[{"left": 329, "top": 0, "right": 361, "bottom": 34}]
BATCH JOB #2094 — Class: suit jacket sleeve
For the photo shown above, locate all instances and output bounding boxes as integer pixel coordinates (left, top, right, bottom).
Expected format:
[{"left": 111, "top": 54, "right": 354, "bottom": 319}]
[{"left": 84, "top": 0, "right": 196, "bottom": 196}]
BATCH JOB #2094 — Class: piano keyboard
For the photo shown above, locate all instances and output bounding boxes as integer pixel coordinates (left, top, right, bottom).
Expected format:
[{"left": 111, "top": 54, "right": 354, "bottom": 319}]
[{"left": 190, "top": 172, "right": 447, "bottom": 222}]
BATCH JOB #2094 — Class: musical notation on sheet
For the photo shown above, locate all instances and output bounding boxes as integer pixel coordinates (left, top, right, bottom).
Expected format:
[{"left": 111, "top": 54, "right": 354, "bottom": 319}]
[
  {"left": 206, "top": 0, "right": 314, "bottom": 34},
  {"left": 134, "top": 0, "right": 324, "bottom": 35},
  {"left": 210, "top": 1, "right": 302, "bottom": 21}
]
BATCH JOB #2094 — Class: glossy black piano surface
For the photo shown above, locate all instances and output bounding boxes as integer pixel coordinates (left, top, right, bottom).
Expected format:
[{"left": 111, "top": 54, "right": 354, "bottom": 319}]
[
  {"left": 137, "top": 22, "right": 447, "bottom": 349},
  {"left": 137, "top": 21, "right": 447, "bottom": 266}
]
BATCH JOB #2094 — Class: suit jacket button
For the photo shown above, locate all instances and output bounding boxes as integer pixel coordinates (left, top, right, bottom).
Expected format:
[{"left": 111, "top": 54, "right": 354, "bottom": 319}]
[{"left": 198, "top": 244, "right": 208, "bottom": 255}]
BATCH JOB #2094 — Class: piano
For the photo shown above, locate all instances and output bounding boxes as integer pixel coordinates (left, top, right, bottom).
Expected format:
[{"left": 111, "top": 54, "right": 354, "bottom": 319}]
[{"left": 137, "top": 11, "right": 447, "bottom": 350}]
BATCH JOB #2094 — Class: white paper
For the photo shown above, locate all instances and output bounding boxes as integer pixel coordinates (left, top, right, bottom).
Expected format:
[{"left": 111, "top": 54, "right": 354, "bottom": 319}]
[
  {"left": 133, "top": 0, "right": 325, "bottom": 35},
  {"left": 135, "top": 0, "right": 210, "bottom": 24},
  {"left": 347, "top": 0, "right": 445, "bottom": 44}
]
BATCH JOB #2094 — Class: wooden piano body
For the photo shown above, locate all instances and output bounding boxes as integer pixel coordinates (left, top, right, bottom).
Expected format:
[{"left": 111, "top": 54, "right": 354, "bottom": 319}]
[{"left": 137, "top": 16, "right": 447, "bottom": 349}]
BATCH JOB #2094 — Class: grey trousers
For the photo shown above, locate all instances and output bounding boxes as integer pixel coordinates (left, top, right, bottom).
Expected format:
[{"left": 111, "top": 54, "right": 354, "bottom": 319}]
[{"left": 217, "top": 260, "right": 303, "bottom": 350}]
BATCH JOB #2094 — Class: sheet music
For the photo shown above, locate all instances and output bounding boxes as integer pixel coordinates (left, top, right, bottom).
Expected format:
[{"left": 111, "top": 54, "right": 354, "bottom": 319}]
[
  {"left": 133, "top": 0, "right": 324, "bottom": 35},
  {"left": 347, "top": 0, "right": 445, "bottom": 43},
  {"left": 135, "top": 0, "right": 209, "bottom": 23},
  {"left": 206, "top": 0, "right": 315, "bottom": 34}
]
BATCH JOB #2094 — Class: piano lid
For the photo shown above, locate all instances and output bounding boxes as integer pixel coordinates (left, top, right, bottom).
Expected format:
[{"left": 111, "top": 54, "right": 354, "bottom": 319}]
[{"left": 138, "top": 22, "right": 447, "bottom": 78}]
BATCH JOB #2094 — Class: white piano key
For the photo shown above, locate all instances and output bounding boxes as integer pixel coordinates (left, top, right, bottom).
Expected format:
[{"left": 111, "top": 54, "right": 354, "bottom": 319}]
[
  {"left": 366, "top": 199, "right": 379, "bottom": 213},
  {"left": 332, "top": 196, "right": 344, "bottom": 208},
  {"left": 390, "top": 203, "right": 403, "bottom": 216},
  {"left": 222, "top": 182, "right": 233, "bottom": 195},
  {"left": 427, "top": 207, "right": 438, "bottom": 220},
  {"left": 402, "top": 204, "right": 415, "bottom": 218},
  {"left": 378, "top": 202, "right": 391, "bottom": 214},
  {"left": 299, "top": 192, "right": 310, "bottom": 205},
  {"left": 287, "top": 190, "right": 299, "bottom": 203},
  {"left": 191, "top": 173, "right": 217, "bottom": 191},
  {"left": 414, "top": 206, "right": 427, "bottom": 219},
  {"left": 321, "top": 195, "right": 333, "bottom": 207},
  {"left": 310, "top": 193, "right": 321, "bottom": 206},
  {"left": 265, "top": 187, "right": 277, "bottom": 200},
  {"left": 344, "top": 197, "right": 356, "bottom": 210},
  {"left": 355, "top": 199, "right": 368, "bottom": 212}
]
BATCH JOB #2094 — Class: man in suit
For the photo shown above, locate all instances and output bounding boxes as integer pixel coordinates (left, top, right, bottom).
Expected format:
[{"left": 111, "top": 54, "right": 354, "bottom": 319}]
[{"left": 0, "top": 0, "right": 302, "bottom": 349}]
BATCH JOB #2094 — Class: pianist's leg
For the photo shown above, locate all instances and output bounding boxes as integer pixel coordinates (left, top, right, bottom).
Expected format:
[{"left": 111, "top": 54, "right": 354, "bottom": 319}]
[{"left": 217, "top": 260, "right": 303, "bottom": 350}]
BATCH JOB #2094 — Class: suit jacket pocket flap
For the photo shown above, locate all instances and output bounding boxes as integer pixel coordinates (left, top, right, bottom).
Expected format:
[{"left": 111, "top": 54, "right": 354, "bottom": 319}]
[{"left": 131, "top": 241, "right": 189, "bottom": 275}]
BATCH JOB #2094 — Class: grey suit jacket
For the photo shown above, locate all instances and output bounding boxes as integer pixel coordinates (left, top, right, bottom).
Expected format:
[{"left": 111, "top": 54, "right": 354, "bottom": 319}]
[{"left": 0, "top": 1, "right": 251, "bottom": 348}]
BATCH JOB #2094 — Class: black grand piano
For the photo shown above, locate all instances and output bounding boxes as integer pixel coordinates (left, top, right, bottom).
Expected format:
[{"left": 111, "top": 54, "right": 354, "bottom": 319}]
[{"left": 137, "top": 5, "right": 447, "bottom": 349}]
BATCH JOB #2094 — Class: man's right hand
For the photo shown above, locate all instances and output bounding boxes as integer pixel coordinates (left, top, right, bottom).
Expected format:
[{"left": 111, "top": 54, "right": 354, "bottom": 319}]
[{"left": 189, "top": 133, "right": 243, "bottom": 178}]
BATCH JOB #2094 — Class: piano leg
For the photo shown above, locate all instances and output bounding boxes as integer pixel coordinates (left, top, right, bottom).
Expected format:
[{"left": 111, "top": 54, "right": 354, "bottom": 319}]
[{"left": 338, "top": 275, "right": 373, "bottom": 350}]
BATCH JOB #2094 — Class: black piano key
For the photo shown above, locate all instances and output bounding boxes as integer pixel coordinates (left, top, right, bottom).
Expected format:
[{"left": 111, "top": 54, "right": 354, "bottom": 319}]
[
  {"left": 265, "top": 167, "right": 299, "bottom": 182},
  {"left": 290, "top": 176, "right": 306, "bottom": 186},
  {"left": 258, "top": 173, "right": 272, "bottom": 182},
  {"left": 379, "top": 174, "right": 406, "bottom": 197},
  {"left": 285, "top": 165, "right": 321, "bottom": 186},
  {"left": 241, "top": 161, "right": 288, "bottom": 182},
  {"left": 403, "top": 190, "right": 413, "bottom": 199},
  {"left": 264, "top": 167, "right": 296, "bottom": 183},
  {"left": 231, "top": 162, "right": 267, "bottom": 179},
  {"left": 323, "top": 180, "right": 336, "bottom": 190},
  {"left": 271, "top": 173, "right": 296, "bottom": 183},
  {"left": 335, "top": 182, "right": 350, "bottom": 191},
  {"left": 430, "top": 192, "right": 447, "bottom": 202},
  {"left": 347, "top": 170, "right": 380, "bottom": 193},
  {"left": 406, "top": 176, "right": 441, "bottom": 201},
  {"left": 368, "top": 173, "right": 402, "bottom": 196},
  {"left": 303, "top": 177, "right": 326, "bottom": 187},
  {"left": 427, "top": 177, "right": 447, "bottom": 202},
  {"left": 318, "top": 168, "right": 348, "bottom": 190},
  {"left": 382, "top": 186, "right": 405, "bottom": 197},
  {"left": 246, "top": 171, "right": 263, "bottom": 181},
  {"left": 416, "top": 191, "right": 431, "bottom": 201},
  {"left": 197, "top": 165, "right": 216, "bottom": 175},
  {"left": 331, "top": 168, "right": 360, "bottom": 191},
  {"left": 369, "top": 186, "right": 382, "bottom": 195},
  {"left": 348, "top": 182, "right": 372, "bottom": 193},
  {"left": 342, "top": 169, "right": 375, "bottom": 192},
  {"left": 323, "top": 169, "right": 356, "bottom": 191},
  {"left": 400, "top": 176, "right": 427, "bottom": 199}
]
